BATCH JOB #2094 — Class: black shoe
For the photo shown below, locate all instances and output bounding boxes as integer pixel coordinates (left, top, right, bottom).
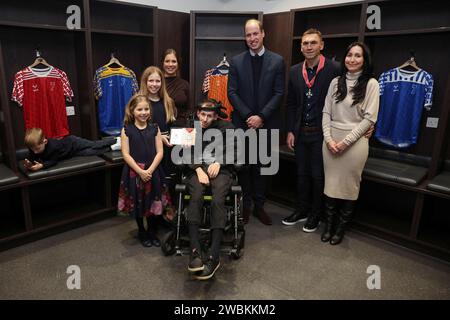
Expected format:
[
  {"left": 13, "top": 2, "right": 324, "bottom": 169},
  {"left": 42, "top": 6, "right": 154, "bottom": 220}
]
[
  {"left": 282, "top": 210, "right": 308, "bottom": 226},
  {"left": 138, "top": 231, "right": 153, "bottom": 247},
  {"left": 188, "top": 250, "right": 204, "bottom": 272},
  {"left": 147, "top": 216, "right": 161, "bottom": 247},
  {"left": 253, "top": 207, "right": 272, "bottom": 225},
  {"left": 330, "top": 229, "right": 345, "bottom": 245},
  {"left": 148, "top": 233, "right": 161, "bottom": 247},
  {"left": 194, "top": 257, "right": 220, "bottom": 280},
  {"left": 321, "top": 224, "right": 334, "bottom": 242},
  {"left": 302, "top": 215, "right": 320, "bottom": 233},
  {"left": 243, "top": 207, "right": 252, "bottom": 224}
]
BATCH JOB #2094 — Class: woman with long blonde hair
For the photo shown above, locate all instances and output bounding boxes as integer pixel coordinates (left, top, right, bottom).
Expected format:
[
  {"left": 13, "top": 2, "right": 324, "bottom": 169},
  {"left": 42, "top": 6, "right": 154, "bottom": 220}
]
[
  {"left": 139, "top": 66, "right": 177, "bottom": 221},
  {"left": 139, "top": 66, "right": 176, "bottom": 145}
]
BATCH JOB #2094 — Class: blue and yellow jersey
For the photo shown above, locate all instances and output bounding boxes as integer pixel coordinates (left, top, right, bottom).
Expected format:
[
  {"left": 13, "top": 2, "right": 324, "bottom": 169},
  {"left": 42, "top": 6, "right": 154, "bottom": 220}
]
[{"left": 94, "top": 66, "right": 138, "bottom": 135}]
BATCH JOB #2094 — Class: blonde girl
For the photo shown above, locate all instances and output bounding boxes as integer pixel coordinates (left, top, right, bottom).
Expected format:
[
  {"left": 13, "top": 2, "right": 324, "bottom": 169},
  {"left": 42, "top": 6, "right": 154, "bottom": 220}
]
[{"left": 118, "top": 94, "right": 164, "bottom": 247}]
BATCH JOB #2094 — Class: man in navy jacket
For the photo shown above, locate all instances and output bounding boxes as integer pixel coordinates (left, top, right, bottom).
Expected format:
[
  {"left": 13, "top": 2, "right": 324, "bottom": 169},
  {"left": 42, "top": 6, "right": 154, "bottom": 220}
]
[
  {"left": 283, "top": 29, "right": 340, "bottom": 232},
  {"left": 228, "top": 19, "right": 285, "bottom": 225}
]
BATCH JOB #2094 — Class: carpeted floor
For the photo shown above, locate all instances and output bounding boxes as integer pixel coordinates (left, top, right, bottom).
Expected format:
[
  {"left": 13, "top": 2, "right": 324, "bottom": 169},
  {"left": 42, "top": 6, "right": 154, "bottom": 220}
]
[{"left": 1, "top": 201, "right": 449, "bottom": 300}]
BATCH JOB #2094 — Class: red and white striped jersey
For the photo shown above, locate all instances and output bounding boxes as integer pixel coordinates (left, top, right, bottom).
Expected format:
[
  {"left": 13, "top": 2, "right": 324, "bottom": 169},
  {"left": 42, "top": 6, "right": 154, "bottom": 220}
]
[{"left": 12, "top": 66, "right": 74, "bottom": 138}]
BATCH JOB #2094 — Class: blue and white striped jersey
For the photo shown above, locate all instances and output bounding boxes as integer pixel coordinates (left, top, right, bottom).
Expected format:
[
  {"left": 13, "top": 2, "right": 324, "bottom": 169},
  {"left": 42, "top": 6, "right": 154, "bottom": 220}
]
[{"left": 375, "top": 67, "right": 433, "bottom": 148}]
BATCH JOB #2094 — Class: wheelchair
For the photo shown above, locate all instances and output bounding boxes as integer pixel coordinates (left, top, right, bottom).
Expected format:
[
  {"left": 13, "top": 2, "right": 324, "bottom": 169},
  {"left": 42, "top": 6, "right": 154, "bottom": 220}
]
[{"left": 160, "top": 167, "right": 245, "bottom": 260}]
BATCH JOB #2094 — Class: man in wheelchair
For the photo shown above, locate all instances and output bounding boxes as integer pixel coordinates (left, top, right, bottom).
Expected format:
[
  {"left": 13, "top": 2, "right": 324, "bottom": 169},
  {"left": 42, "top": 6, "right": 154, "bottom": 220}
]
[{"left": 184, "top": 100, "right": 237, "bottom": 280}]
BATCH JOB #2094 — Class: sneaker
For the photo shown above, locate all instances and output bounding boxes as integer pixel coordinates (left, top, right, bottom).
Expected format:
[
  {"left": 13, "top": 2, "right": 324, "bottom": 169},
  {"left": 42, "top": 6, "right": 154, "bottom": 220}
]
[
  {"left": 282, "top": 210, "right": 308, "bottom": 226},
  {"left": 302, "top": 215, "right": 320, "bottom": 233},
  {"left": 188, "top": 249, "right": 204, "bottom": 272},
  {"left": 194, "top": 256, "right": 220, "bottom": 280},
  {"left": 110, "top": 137, "right": 121, "bottom": 151}
]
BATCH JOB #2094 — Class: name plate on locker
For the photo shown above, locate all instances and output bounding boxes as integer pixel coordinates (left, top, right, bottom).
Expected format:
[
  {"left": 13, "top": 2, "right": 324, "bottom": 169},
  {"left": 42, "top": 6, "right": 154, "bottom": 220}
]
[
  {"left": 426, "top": 117, "right": 439, "bottom": 128},
  {"left": 66, "top": 106, "right": 75, "bottom": 116}
]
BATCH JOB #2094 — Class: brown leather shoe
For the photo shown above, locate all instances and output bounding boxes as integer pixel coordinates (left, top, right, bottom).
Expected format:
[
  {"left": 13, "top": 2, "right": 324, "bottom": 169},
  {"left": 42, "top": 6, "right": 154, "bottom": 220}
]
[
  {"left": 254, "top": 207, "right": 272, "bottom": 225},
  {"left": 243, "top": 207, "right": 252, "bottom": 224}
]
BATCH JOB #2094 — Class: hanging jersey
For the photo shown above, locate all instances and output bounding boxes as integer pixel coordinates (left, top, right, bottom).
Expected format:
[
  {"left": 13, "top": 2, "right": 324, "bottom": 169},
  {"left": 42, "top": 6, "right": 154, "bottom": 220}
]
[
  {"left": 202, "top": 67, "right": 233, "bottom": 120},
  {"left": 94, "top": 66, "right": 138, "bottom": 135},
  {"left": 12, "top": 66, "right": 73, "bottom": 139},
  {"left": 375, "top": 67, "right": 433, "bottom": 148}
]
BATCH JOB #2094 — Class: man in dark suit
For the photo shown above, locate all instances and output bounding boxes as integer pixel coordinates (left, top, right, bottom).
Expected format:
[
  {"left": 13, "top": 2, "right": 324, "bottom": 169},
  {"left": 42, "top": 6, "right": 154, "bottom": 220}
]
[
  {"left": 283, "top": 28, "right": 340, "bottom": 232},
  {"left": 228, "top": 19, "right": 285, "bottom": 225}
]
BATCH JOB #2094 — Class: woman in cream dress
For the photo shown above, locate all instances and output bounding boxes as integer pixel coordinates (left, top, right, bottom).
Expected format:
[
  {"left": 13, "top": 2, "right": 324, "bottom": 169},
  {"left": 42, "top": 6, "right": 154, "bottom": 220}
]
[{"left": 321, "top": 42, "right": 379, "bottom": 245}]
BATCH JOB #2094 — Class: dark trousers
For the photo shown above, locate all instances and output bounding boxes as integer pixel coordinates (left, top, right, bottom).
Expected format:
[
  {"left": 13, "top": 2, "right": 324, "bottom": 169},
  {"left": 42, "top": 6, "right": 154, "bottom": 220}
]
[
  {"left": 186, "top": 172, "right": 232, "bottom": 229},
  {"left": 295, "top": 134, "right": 324, "bottom": 216},
  {"left": 238, "top": 128, "right": 274, "bottom": 209},
  {"left": 162, "top": 145, "right": 177, "bottom": 203},
  {"left": 239, "top": 164, "right": 266, "bottom": 209},
  {"left": 72, "top": 136, "right": 114, "bottom": 156}
]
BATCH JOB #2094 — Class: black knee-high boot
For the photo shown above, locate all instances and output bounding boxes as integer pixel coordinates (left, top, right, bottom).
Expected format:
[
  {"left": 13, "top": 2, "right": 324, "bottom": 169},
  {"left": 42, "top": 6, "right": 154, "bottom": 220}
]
[
  {"left": 321, "top": 196, "right": 338, "bottom": 242},
  {"left": 330, "top": 200, "right": 355, "bottom": 245}
]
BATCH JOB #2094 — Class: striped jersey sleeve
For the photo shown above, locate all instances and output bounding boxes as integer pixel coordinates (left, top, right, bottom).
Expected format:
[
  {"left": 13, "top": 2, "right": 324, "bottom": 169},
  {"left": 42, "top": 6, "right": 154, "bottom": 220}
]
[
  {"left": 202, "top": 69, "right": 213, "bottom": 94},
  {"left": 54, "top": 68, "right": 74, "bottom": 101},
  {"left": 12, "top": 70, "right": 25, "bottom": 106},
  {"left": 93, "top": 67, "right": 105, "bottom": 99}
]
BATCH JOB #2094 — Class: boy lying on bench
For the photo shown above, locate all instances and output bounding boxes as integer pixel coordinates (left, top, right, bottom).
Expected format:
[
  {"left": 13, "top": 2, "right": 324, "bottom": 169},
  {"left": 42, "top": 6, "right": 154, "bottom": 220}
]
[{"left": 23, "top": 127, "right": 120, "bottom": 171}]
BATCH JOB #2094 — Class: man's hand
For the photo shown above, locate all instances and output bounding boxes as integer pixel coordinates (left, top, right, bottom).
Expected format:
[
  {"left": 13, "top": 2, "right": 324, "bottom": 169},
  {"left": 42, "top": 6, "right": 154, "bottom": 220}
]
[
  {"left": 24, "top": 159, "right": 44, "bottom": 171},
  {"left": 207, "top": 162, "right": 221, "bottom": 179},
  {"left": 196, "top": 168, "right": 210, "bottom": 185},
  {"left": 286, "top": 132, "right": 295, "bottom": 151},
  {"left": 246, "top": 115, "right": 263, "bottom": 129},
  {"left": 364, "top": 125, "right": 375, "bottom": 139}
]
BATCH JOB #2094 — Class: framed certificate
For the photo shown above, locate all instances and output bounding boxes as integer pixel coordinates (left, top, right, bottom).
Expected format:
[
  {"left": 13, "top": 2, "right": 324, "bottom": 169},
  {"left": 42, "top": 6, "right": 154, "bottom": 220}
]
[{"left": 170, "top": 128, "right": 196, "bottom": 146}]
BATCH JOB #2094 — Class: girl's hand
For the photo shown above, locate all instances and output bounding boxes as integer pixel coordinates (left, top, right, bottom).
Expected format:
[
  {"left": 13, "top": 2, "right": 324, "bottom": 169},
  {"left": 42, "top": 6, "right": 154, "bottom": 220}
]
[
  {"left": 139, "top": 169, "right": 152, "bottom": 183},
  {"left": 161, "top": 134, "right": 172, "bottom": 147}
]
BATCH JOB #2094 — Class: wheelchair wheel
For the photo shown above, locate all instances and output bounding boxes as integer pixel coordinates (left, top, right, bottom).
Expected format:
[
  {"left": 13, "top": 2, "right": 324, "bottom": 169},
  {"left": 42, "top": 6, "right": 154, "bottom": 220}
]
[{"left": 161, "top": 230, "right": 176, "bottom": 256}]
